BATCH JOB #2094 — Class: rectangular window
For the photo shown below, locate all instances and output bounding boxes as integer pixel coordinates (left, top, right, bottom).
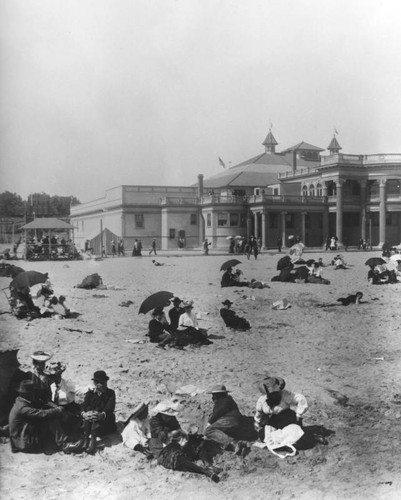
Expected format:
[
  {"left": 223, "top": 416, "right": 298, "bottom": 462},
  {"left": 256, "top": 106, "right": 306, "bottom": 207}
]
[
  {"left": 286, "top": 213, "right": 295, "bottom": 229},
  {"left": 217, "top": 212, "right": 228, "bottom": 227},
  {"left": 270, "top": 213, "right": 278, "bottom": 229},
  {"left": 230, "top": 213, "right": 239, "bottom": 226},
  {"left": 135, "top": 214, "right": 144, "bottom": 228},
  {"left": 386, "top": 213, "right": 397, "bottom": 226},
  {"left": 169, "top": 228, "right": 175, "bottom": 239},
  {"left": 190, "top": 213, "right": 197, "bottom": 225},
  {"left": 207, "top": 213, "right": 211, "bottom": 227}
]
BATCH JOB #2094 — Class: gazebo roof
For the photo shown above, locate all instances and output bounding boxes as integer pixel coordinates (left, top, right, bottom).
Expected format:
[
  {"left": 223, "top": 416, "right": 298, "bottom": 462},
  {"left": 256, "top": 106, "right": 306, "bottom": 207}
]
[{"left": 20, "top": 217, "right": 74, "bottom": 230}]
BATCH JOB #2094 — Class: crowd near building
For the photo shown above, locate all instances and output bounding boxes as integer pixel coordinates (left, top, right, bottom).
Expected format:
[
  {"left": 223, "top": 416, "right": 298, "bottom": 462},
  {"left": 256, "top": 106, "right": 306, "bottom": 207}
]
[{"left": 71, "top": 129, "right": 401, "bottom": 252}]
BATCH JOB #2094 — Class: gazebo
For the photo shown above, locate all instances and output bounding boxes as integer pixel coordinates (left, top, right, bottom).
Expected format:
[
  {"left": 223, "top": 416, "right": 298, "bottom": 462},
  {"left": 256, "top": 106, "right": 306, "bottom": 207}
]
[{"left": 19, "top": 217, "right": 75, "bottom": 260}]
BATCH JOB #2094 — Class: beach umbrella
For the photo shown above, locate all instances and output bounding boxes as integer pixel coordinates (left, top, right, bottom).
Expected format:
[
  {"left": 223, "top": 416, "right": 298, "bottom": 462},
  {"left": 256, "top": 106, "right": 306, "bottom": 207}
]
[
  {"left": 220, "top": 259, "right": 241, "bottom": 271},
  {"left": 138, "top": 291, "right": 174, "bottom": 314},
  {"left": 277, "top": 255, "right": 292, "bottom": 271},
  {"left": 365, "top": 257, "right": 386, "bottom": 267},
  {"left": 10, "top": 271, "right": 48, "bottom": 290},
  {"left": 0, "top": 264, "right": 24, "bottom": 278}
]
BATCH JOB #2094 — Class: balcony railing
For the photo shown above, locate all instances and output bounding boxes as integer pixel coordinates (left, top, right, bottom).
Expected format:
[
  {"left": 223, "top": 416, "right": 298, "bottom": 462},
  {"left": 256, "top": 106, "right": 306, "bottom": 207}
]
[
  {"left": 159, "top": 197, "right": 199, "bottom": 206},
  {"left": 200, "top": 195, "right": 246, "bottom": 205},
  {"left": 250, "top": 194, "right": 324, "bottom": 205}
]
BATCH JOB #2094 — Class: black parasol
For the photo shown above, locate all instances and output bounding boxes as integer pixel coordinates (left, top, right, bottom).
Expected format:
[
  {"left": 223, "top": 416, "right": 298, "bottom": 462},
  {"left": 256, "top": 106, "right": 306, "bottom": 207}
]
[
  {"left": 220, "top": 259, "right": 242, "bottom": 271},
  {"left": 365, "top": 257, "right": 386, "bottom": 267},
  {"left": 138, "top": 291, "right": 174, "bottom": 314},
  {"left": 10, "top": 271, "right": 48, "bottom": 290},
  {"left": 276, "top": 255, "right": 292, "bottom": 271}
]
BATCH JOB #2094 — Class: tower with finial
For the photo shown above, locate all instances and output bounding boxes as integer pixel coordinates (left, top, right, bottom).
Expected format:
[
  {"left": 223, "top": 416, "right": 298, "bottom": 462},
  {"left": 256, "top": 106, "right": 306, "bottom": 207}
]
[
  {"left": 327, "top": 132, "right": 342, "bottom": 155},
  {"left": 262, "top": 125, "right": 278, "bottom": 154}
]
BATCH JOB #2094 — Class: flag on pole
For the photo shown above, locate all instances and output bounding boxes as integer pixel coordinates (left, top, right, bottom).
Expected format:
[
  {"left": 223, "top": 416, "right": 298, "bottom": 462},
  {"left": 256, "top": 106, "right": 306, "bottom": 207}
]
[{"left": 218, "top": 157, "right": 226, "bottom": 168}]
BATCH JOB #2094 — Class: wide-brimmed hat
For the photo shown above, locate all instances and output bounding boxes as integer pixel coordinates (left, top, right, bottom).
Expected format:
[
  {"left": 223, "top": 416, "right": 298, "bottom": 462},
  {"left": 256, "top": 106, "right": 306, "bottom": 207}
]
[
  {"left": 258, "top": 377, "right": 286, "bottom": 394},
  {"left": 207, "top": 384, "right": 230, "bottom": 394},
  {"left": 92, "top": 370, "right": 109, "bottom": 382},
  {"left": 18, "top": 380, "right": 35, "bottom": 395},
  {"left": 182, "top": 300, "right": 194, "bottom": 309},
  {"left": 222, "top": 299, "right": 233, "bottom": 306},
  {"left": 45, "top": 361, "right": 66, "bottom": 376},
  {"left": 126, "top": 402, "right": 149, "bottom": 422},
  {"left": 31, "top": 350, "right": 52, "bottom": 362}
]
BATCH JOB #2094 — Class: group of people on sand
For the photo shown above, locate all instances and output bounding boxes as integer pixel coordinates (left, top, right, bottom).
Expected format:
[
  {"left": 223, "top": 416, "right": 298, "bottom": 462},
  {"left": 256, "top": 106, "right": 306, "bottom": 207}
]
[
  {"left": 110, "top": 240, "right": 125, "bottom": 257},
  {"left": 367, "top": 261, "right": 401, "bottom": 285},
  {"left": 2, "top": 348, "right": 309, "bottom": 484},
  {"left": 10, "top": 279, "right": 70, "bottom": 320},
  {"left": 221, "top": 266, "right": 269, "bottom": 289},
  {"left": 147, "top": 298, "right": 212, "bottom": 349}
]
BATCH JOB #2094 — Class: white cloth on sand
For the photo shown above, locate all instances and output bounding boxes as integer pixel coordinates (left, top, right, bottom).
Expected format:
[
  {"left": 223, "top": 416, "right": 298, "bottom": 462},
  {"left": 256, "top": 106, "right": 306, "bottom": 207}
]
[{"left": 121, "top": 418, "right": 150, "bottom": 449}]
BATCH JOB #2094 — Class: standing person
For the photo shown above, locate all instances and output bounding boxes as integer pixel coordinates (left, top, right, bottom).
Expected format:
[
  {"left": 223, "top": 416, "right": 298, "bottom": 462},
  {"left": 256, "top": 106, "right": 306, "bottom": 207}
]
[
  {"left": 132, "top": 239, "right": 139, "bottom": 256},
  {"left": 118, "top": 239, "right": 125, "bottom": 256},
  {"left": 111, "top": 240, "right": 116, "bottom": 257},
  {"left": 203, "top": 239, "right": 211, "bottom": 255},
  {"left": 277, "top": 237, "right": 283, "bottom": 253},
  {"left": 149, "top": 238, "right": 157, "bottom": 255},
  {"left": 137, "top": 239, "right": 143, "bottom": 256},
  {"left": 204, "top": 385, "right": 246, "bottom": 455},
  {"left": 325, "top": 236, "right": 331, "bottom": 251},
  {"left": 81, "top": 370, "right": 117, "bottom": 454},
  {"left": 257, "top": 237, "right": 262, "bottom": 253},
  {"left": 249, "top": 236, "right": 258, "bottom": 260},
  {"left": 228, "top": 238, "right": 235, "bottom": 254}
]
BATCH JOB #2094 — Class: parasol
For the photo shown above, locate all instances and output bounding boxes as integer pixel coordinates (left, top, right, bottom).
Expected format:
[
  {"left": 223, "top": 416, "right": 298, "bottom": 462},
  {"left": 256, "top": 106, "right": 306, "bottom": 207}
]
[
  {"left": 0, "top": 264, "right": 25, "bottom": 278},
  {"left": 365, "top": 257, "right": 386, "bottom": 267},
  {"left": 220, "top": 259, "right": 242, "bottom": 271},
  {"left": 138, "top": 291, "right": 174, "bottom": 314},
  {"left": 10, "top": 271, "right": 48, "bottom": 290}
]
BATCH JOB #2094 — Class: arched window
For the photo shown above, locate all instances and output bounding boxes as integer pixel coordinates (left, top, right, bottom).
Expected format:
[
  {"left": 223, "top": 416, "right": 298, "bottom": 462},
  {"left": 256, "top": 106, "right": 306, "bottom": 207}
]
[
  {"left": 302, "top": 185, "right": 308, "bottom": 197},
  {"left": 309, "top": 184, "right": 315, "bottom": 197},
  {"left": 316, "top": 184, "right": 322, "bottom": 197}
]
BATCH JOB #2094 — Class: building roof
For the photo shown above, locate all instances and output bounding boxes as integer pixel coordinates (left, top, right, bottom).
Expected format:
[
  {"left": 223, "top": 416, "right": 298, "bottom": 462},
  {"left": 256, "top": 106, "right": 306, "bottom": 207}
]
[
  {"left": 262, "top": 131, "right": 278, "bottom": 147},
  {"left": 327, "top": 135, "right": 342, "bottom": 151},
  {"left": 20, "top": 217, "right": 74, "bottom": 230},
  {"left": 280, "top": 142, "right": 325, "bottom": 153}
]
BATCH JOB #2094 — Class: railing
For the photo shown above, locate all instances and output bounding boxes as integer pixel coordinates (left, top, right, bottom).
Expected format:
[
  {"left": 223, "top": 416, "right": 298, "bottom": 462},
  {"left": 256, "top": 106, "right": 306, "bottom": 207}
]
[
  {"left": 278, "top": 167, "right": 319, "bottom": 179},
  {"left": 159, "top": 197, "right": 199, "bottom": 206},
  {"left": 249, "top": 194, "right": 324, "bottom": 205},
  {"left": 200, "top": 195, "right": 246, "bottom": 205}
]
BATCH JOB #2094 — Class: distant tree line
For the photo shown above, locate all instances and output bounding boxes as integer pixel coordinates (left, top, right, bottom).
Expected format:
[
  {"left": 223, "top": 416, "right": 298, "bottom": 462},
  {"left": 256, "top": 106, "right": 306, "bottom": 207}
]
[{"left": 0, "top": 191, "right": 80, "bottom": 218}]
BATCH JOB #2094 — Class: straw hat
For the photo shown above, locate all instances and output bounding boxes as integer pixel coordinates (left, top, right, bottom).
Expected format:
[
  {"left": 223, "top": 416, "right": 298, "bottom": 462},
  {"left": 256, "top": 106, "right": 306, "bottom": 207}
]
[
  {"left": 207, "top": 384, "right": 230, "bottom": 394},
  {"left": 258, "top": 377, "right": 286, "bottom": 394},
  {"left": 182, "top": 300, "right": 194, "bottom": 309},
  {"left": 31, "top": 350, "right": 52, "bottom": 362},
  {"left": 126, "top": 402, "right": 149, "bottom": 423}
]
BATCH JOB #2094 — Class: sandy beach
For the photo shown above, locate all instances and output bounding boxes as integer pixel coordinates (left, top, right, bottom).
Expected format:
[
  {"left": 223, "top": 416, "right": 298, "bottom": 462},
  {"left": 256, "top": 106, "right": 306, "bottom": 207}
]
[{"left": 1, "top": 249, "right": 401, "bottom": 500}]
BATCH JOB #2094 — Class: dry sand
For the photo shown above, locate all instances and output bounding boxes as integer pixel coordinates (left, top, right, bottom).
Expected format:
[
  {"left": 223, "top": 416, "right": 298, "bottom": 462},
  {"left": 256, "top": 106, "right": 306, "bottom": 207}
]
[{"left": 1, "top": 249, "right": 401, "bottom": 500}]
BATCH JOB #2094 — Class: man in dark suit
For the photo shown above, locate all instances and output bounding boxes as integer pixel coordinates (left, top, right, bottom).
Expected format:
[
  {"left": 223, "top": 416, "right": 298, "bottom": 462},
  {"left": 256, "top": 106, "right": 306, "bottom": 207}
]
[{"left": 81, "top": 370, "right": 116, "bottom": 454}]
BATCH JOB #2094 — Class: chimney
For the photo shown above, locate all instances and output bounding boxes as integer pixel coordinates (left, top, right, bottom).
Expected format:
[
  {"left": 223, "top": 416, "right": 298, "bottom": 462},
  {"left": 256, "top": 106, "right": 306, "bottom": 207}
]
[{"left": 197, "top": 174, "right": 204, "bottom": 198}]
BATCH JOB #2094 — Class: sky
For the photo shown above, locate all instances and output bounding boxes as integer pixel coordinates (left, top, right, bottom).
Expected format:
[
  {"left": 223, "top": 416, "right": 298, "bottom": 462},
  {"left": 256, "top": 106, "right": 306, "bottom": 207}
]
[{"left": 1, "top": 0, "right": 401, "bottom": 203}]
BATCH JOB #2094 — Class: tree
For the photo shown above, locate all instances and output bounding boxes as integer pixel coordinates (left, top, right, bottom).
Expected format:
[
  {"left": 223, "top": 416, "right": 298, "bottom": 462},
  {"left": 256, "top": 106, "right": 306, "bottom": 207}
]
[{"left": 0, "top": 191, "right": 25, "bottom": 217}]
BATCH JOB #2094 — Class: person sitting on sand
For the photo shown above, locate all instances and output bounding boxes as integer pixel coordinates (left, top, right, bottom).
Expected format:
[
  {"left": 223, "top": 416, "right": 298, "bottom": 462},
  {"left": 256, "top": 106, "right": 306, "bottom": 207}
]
[
  {"left": 157, "top": 430, "right": 221, "bottom": 483},
  {"left": 28, "top": 351, "right": 54, "bottom": 404},
  {"left": 81, "top": 370, "right": 116, "bottom": 454},
  {"left": 149, "top": 399, "right": 183, "bottom": 458},
  {"left": 177, "top": 301, "right": 212, "bottom": 345},
  {"left": 148, "top": 307, "right": 174, "bottom": 349},
  {"left": 220, "top": 300, "right": 251, "bottom": 331},
  {"left": 254, "top": 377, "right": 308, "bottom": 441},
  {"left": 337, "top": 292, "right": 363, "bottom": 306},
  {"left": 332, "top": 255, "right": 347, "bottom": 270},
  {"left": 204, "top": 385, "right": 246, "bottom": 455},
  {"left": 307, "top": 262, "right": 330, "bottom": 285},
  {"left": 168, "top": 297, "right": 184, "bottom": 332},
  {"left": 221, "top": 267, "right": 249, "bottom": 288},
  {"left": 122, "top": 402, "right": 153, "bottom": 459}
]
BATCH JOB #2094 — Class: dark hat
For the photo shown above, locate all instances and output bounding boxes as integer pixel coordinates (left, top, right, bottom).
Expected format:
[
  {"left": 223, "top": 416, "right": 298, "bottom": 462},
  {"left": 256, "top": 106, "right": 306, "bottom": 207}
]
[
  {"left": 18, "top": 380, "right": 35, "bottom": 395},
  {"left": 258, "top": 376, "right": 286, "bottom": 395},
  {"left": 92, "top": 370, "right": 109, "bottom": 382},
  {"left": 126, "top": 402, "right": 149, "bottom": 423},
  {"left": 222, "top": 299, "right": 233, "bottom": 306},
  {"left": 172, "top": 297, "right": 182, "bottom": 305},
  {"left": 207, "top": 384, "right": 230, "bottom": 394}
]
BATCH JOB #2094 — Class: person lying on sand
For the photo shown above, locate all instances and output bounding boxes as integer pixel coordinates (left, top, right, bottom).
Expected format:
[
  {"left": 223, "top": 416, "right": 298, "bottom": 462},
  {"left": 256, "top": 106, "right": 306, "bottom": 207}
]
[
  {"left": 307, "top": 262, "right": 330, "bottom": 285},
  {"left": 332, "top": 255, "right": 348, "bottom": 270},
  {"left": 220, "top": 299, "right": 251, "bottom": 331},
  {"left": 221, "top": 267, "right": 249, "bottom": 288},
  {"left": 337, "top": 292, "right": 363, "bottom": 306},
  {"left": 204, "top": 384, "right": 247, "bottom": 456},
  {"left": 152, "top": 260, "right": 164, "bottom": 266},
  {"left": 157, "top": 430, "right": 221, "bottom": 483}
]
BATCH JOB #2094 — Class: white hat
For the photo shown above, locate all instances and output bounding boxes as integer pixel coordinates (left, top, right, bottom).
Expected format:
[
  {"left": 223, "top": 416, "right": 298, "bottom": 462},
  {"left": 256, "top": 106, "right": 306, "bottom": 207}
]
[{"left": 31, "top": 350, "right": 53, "bottom": 362}]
